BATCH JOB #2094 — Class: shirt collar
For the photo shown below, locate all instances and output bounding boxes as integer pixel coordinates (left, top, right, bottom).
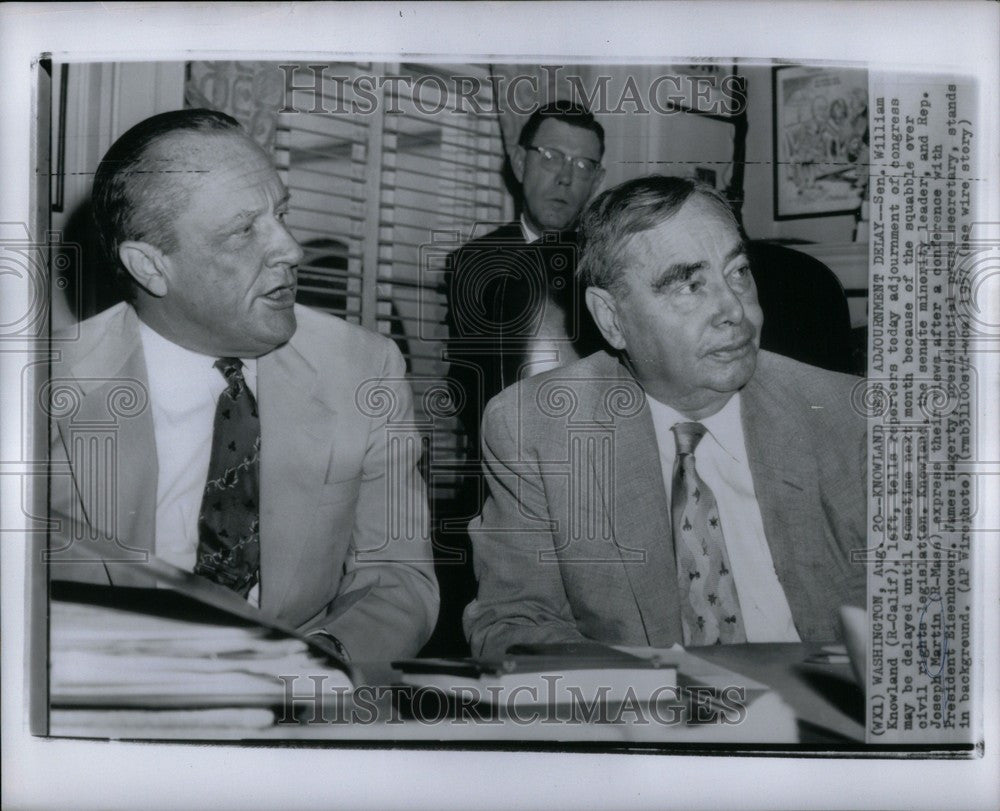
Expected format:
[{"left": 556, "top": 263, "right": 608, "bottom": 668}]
[
  {"left": 646, "top": 391, "right": 745, "bottom": 464},
  {"left": 519, "top": 214, "right": 541, "bottom": 244},
  {"left": 137, "top": 318, "right": 257, "bottom": 396}
]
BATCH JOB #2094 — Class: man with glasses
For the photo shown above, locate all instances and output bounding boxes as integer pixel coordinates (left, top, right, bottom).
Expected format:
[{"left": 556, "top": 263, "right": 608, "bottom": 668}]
[
  {"left": 446, "top": 101, "right": 606, "bottom": 467},
  {"left": 436, "top": 103, "right": 606, "bottom": 649}
]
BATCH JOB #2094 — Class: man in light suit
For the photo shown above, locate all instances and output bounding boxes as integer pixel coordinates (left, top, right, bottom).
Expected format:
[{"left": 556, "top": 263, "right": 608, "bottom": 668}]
[
  {"left": 464, "top": 176, "right": 865, "bottom": 658},
  {"left": 48, "top": 109, "right": 438, "bottom": 662}
]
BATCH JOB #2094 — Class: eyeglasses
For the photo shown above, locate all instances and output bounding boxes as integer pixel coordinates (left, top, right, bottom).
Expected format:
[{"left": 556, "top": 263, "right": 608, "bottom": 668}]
[{"left": 525, "top": 145, "right": 601, "bottom": 179}]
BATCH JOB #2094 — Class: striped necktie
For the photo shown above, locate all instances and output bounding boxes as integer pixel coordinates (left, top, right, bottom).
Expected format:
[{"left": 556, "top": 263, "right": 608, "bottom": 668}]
[{"left": 670, "top": 422, "right": 746, "bottom": 646}]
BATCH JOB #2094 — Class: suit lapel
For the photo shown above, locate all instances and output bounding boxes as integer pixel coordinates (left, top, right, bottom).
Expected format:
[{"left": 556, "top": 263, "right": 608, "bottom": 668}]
[
  {"left": 61, "top": 305, "right": 157, "bottom": 585},
  {"left": 741, "top": 369, "right": 825, "bottom": 633},
  {"left": 589, "top": 358, "right": 682, "bottom": 645},
  {"left": 492, "top": 222, "right": 526, "bottom": 369},
  {"left": 257, "top": 336, "right": 335, "bottom": 617}
]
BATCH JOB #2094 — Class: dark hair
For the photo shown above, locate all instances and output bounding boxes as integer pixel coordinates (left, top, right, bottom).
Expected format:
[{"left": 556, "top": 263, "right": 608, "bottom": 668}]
[
  {"left": 517, "top": 100, "right": 605, "bottom": 156},
  {"left": 577, "top": 175, "right": 737, "bottom": 295},
  {"left": 91, "top": 108, "right": 244, "bottom": 299}
]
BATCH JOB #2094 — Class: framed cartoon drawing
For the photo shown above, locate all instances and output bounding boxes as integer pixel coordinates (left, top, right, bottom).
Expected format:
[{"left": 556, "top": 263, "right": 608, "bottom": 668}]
[{"left": 773, "top": 65, "right": 869, "bottom": 219}]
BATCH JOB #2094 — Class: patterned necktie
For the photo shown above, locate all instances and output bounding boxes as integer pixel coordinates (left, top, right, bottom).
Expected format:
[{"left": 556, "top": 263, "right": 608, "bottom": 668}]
[
  {"left": 670, "top": 422, "right": 746, "bottom": 646},
  {"left": 194, "top": 358, "right": 261, "bottom": 598}
]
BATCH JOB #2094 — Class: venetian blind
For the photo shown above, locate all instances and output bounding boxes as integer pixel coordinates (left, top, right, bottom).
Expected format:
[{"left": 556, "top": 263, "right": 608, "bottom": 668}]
[{"left": 274, "top": 62, "right": 508, "bottom": 504}]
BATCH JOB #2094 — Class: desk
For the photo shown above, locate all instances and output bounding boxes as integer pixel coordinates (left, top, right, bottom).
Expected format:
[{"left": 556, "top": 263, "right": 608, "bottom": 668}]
[
  {"left": 685, "top": 644, "right": 864, "bottom": 742},
  {"left": 50, "top": 643, "right": 864, "bottom": 745}
]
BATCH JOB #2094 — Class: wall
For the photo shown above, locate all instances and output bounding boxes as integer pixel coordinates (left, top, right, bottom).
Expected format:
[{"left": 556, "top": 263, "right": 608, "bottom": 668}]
[
  {"left": 50, "top": 62, "right": 184, "bottom": 330},
  {"left": 51, "top": 62, "right": 185, "bottom": 238},
  {"left": 739, "top": 63, "right": 869, "bottom": 327},
  {"left": 574, "top": 62, "right": 867, "bottom": 327},
  {"left": 576, "top": 64, "right": 741, "bottom": 196},
  {"left": 576, "top": 63, "right": 862, "bottom": 242}
]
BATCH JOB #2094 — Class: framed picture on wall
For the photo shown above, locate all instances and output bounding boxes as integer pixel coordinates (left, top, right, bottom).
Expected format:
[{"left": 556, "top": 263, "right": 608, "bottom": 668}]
[{"left": 772, "top": 65, "right": 869, "bottom": 219}]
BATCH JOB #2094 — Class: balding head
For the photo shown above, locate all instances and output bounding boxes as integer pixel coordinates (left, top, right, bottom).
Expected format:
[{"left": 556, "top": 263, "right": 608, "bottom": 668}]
[{"left": 92, "top": 108, "right": 246, "bottom": 299}]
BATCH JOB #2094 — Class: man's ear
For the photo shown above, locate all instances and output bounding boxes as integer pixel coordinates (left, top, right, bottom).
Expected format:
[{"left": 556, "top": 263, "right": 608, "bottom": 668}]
[
  {"left": 511, "top": 145, "right": 527, "bottom": 185},
  {"left": 118, "top": 241, "right": 169, "bottom": 297},
  {"left": 585, "top": 286, "right": 627, "bottom": 351}
]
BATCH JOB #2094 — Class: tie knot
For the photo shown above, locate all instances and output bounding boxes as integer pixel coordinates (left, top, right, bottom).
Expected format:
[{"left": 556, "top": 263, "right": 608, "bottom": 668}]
[
  {"left": 671, "top": 421, "right": 707, "bottom": 456},
  {"left": 214, "top": 357, "right": 245, "bottom": 384}
]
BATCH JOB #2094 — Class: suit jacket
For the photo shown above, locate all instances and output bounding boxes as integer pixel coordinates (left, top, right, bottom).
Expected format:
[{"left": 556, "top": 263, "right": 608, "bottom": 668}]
[
  {"left": 47, "top": 302, "right": 439, "bottom": 662},
  {"left": 463, "top": 349, "right": 867, "bottom": 658},
  {"left": 444, "top": 222, "right": 603, "bottom": 461}
]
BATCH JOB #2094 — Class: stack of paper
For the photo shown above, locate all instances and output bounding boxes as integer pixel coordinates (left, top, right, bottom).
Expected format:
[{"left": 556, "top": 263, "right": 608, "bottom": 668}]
[{"left": 49, "top": 582, "right": 352, "bottom": 713}]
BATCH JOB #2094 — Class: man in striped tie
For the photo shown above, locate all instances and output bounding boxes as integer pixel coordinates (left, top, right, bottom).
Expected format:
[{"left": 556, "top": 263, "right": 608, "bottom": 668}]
[{"left": 464, "top": 175, "right": 866, "bottom": 658}]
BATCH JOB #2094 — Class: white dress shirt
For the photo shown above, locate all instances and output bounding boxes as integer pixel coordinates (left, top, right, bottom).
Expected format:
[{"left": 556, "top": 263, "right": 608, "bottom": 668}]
[
  {"left": 646, "top": 392, "right": 801, "bottom": 642},
  {"left": 138, "top": 320, "right": 260, "bottom": 606},
  {"left": 519, "top": 214, "right": 541, "bottom": 244}
]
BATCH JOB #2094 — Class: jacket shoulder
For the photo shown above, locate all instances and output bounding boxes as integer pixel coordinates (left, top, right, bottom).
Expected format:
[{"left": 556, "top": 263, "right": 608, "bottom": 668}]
[
  {"left": 448, "top": 222, "right": 523, "bottom": 264},
  {"left": 457, "top": 222, "right": 522, "bottom": 250},
  {"left": 750, "top": 350, "right": 864, "bottom": 432},
  {"left": 483, "top": 351, "right": 627, "bottom": 425},
  {"left": 291, "top": 304, "right": 403, "bottom": 374},
  {"left": 52, "top": 302, "right": 135, "bottom": 370},
  {"left": 754, "top": 350, "right": 860, "bottom": 402}
]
